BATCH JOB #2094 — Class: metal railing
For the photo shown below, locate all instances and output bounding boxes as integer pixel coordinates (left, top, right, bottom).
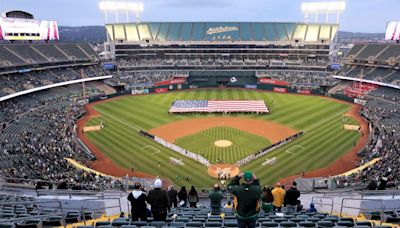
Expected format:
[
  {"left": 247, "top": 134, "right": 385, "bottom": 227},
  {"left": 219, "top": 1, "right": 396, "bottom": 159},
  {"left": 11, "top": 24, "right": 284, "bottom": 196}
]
[
  {"left": 339, "top": 198, "right": 385, "bottom": 224},
  {"left": 311, "top": 196, "right": 334, "bottom": 214},
  {"left": 79, "top": 197, "right": 123, "bottom": 226}
]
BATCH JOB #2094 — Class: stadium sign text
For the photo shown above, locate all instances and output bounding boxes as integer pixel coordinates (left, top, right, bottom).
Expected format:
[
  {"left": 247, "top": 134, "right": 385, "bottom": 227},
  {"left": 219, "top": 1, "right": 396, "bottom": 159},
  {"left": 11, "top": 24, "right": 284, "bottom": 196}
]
[{"left": 206, "top": 26, "right": 238, "bottom": 35}]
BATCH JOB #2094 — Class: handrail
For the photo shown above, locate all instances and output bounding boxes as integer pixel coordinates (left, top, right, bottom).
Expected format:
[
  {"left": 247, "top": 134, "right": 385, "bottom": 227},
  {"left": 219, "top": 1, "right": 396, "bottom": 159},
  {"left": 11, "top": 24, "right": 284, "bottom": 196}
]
[
  {"left": 79, "top": 197, "right": 122, "bottom": 225},
  {"left": 311, "top": 196, "right": 334, "bottom": 214}
]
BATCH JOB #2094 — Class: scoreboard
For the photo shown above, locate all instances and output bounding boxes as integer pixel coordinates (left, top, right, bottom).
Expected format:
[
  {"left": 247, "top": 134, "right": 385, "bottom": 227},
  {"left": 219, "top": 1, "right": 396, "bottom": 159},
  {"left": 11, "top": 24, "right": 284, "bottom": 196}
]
[{"left": 0, "top": 17, "right": 59, "bottom": 41}]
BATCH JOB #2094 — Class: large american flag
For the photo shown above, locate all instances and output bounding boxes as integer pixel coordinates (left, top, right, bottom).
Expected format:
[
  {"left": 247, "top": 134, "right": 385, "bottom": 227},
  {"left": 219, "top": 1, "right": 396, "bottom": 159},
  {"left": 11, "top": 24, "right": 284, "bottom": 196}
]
[{"left": 169, "top": 100, "right": 269, "bottom": 114}]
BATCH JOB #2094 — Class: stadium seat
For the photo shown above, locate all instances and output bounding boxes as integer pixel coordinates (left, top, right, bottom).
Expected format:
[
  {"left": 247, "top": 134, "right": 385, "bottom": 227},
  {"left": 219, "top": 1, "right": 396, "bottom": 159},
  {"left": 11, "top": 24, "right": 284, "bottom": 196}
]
[
  {"left": 0, "top": 224, "right": 15, "bottom": 228},
  {"left": 354, "top": 221, "right": 372, "bottom": 227},
  {"left": 168, "top": 222, "right": 185, "bottom": 227},
  {"left": 336, "top": 220, "right": 354, "bottom": 227},
  {"left": 95, "top": 221, "right": 111, "bottom": 226},
  {"left": 317, "top": 220, "right": 334, "bottom": 227},
  {"left": 204, "top": 221, "right": 221, "bottom": 227},
  {"left": 186, "top": 221, "right": 203, "bottom": 227},
  {"left": 261, "top": 221, "right": 279, "bottom": 227},
  {"left": 223, "top": 220, "right": 238, "bottom": 227},
  {"left": 149, "top": 221, "right": 165, "bottom": 227},
  {"left": 280, "top": 221, "right": 297, "bottom": 227},
  {"left": 131, "top": 221, "right": 147, "bottom": 226},
  {"left": 299, "top": 221, "right": 316, "bottom": 227},
  {"left": 120, "top": 226, "right": 137, "bottom": 228}
]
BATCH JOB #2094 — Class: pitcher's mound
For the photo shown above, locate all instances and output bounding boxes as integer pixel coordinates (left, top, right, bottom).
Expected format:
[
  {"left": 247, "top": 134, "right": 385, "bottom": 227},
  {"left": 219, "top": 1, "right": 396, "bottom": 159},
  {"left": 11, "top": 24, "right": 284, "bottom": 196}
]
[
  {"left": 214, "top": 140, "right": 232, "bottom": 147},
  {"left": 208, "top": 164, "right": 240, "bottom": 179}
]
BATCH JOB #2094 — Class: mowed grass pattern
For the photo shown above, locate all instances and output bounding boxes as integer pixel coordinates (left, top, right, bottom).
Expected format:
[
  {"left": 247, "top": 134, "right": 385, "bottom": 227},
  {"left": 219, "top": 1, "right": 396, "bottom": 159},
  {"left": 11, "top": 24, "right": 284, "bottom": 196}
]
[
  {"left": 175, "top": 127, "right": 271, "bottom": 163},
  {"left": 85, "top": 89, "right": 360, "bottom": 187}
]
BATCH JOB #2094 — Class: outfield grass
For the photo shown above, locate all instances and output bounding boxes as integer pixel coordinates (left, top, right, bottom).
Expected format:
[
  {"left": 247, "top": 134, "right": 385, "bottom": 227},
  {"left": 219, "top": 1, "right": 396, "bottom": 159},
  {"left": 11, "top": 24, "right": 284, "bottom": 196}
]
[
  {"left": 85, "top": 89, "right": 360, "bottom": 187},
  {"left": 175, "top": 127, "right": 271, "bottom": 164}
]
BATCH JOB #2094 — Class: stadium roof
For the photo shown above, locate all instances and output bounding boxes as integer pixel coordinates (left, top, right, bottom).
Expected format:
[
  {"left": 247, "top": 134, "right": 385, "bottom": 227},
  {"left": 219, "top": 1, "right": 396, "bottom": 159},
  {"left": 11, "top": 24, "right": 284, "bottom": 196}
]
[{"left": 106, "top": 22, "right": 338, "bottom": 43}]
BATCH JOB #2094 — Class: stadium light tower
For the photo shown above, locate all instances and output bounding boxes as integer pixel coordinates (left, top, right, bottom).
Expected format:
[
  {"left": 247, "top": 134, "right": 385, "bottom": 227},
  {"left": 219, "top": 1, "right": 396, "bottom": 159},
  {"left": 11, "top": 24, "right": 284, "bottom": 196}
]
[
  {"left": 301, "top": 1, "right": 346, "bottom": 24},
  {"left": 99, "top": 1, "right": 144, "bottom": 23}
]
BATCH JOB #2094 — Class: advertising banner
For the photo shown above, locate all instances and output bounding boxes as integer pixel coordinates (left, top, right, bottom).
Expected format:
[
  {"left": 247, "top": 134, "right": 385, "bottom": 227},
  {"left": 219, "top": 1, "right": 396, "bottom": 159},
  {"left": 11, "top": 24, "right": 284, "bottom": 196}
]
[
  {"left": 258, "top": 78, "right": 289, "bottom": 86},
  {"left": 155, "top": 77, "right": 186, "bottom": 86},
  {"left": 155, "top": 88, "right": 168, "bottom": 93},
  {"left": 273, "top": 87, "right": 287, "bottom": 93},
  {"left": 245, "top": 84, "right": 257, "bottom": 89}
]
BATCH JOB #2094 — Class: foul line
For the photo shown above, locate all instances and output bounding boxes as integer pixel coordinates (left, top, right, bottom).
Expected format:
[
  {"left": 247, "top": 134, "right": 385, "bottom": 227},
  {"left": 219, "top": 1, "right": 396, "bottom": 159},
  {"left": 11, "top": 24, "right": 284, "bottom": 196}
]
[{"left": 93, "top": 107, "right": 142, "bottom": 131}]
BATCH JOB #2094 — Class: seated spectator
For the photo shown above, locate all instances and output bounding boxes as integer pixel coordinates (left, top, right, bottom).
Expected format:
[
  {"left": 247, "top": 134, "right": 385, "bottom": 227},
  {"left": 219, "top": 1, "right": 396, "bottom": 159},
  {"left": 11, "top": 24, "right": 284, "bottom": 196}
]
[
  {"left": 307, "top": 202, "right": 317, "bottom": 213},
  {"left": 223, "top": 201, "right": 234, "bottom": 214}
]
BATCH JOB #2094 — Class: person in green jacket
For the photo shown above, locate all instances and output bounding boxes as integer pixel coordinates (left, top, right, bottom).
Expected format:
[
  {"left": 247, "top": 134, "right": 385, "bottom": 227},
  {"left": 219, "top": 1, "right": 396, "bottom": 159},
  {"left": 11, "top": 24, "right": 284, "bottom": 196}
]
[
  {"left": 227, "top": 171, "right": 262, "bottom": 228},
  {"left": 209, "top": 184, "right": 223, "bottom": 215}
]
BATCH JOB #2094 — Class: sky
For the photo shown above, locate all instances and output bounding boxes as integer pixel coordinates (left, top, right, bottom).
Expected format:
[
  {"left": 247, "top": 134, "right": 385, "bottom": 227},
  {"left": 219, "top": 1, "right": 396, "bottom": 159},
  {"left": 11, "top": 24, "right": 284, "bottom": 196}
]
[{"left": 0, "top": 0, "right": 399, "bottom": 33}]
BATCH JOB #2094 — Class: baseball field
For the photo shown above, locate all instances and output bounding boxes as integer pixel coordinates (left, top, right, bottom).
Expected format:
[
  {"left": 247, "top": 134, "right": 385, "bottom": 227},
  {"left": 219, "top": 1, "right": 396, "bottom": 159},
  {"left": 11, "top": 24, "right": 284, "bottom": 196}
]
[{"left": 81, "top": 89, "right": 363, "bottom": 187}]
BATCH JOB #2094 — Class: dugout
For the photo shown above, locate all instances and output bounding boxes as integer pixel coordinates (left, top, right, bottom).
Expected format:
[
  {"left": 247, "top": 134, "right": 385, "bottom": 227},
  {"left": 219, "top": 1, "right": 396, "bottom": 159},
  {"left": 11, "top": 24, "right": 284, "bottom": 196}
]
[{"left": 187, "top": 71, "right": 257, "bottom": 87}]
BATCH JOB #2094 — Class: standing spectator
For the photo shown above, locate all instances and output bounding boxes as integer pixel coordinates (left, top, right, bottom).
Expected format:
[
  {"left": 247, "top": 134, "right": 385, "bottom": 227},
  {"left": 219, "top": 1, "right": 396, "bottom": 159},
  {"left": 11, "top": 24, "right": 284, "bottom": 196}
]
[
  {"left": 147, "top": 179, "right": 169, "bottom": 221},
  {"left": 261, "top": 185, "right": 274, "bottom": 214},
  {"left": 284, "top": 182, "right": 300, "bottom": 214},
  {"left": 127, "top": 182, "right": 148, "bottom": 221},
  {"left": 271, "top": 182, "right": 285, "bottom": 212},
  {"left": 178, "top": 186, "right": 188, "bottom": 207},
  {"left": 227, "top": 171, "right": 262, "bottom": 228},
  {"left": 378, "top": 177, "right": 388, "bottom": 190},
  {"left": 209, "top": 184, "right": 223, "bottom": 215},
  {"left": 188, "top": 186, "right": 199, "bottom": 208},
  {"left": 168, "top": 186, "right": 178, "bottom": 208},
  {"left": 367, "top": 179, "right": 377, "bottom": 190}
]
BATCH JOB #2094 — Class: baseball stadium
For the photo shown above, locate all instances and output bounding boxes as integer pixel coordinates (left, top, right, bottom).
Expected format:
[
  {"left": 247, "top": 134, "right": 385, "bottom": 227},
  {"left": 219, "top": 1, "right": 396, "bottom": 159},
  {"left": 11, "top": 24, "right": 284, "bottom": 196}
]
[{"left": 0, "top": 0, "right": 400, "bottom": 227}]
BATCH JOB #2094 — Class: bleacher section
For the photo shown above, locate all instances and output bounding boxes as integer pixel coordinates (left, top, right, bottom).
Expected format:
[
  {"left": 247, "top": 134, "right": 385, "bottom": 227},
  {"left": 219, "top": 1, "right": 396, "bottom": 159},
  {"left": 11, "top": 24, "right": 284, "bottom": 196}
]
[
  {"left": 0, "top": 43, "right": 99, "bottom": 71},
  {"left": 339, "top": 44, "right": 400, "bottom": 86}
]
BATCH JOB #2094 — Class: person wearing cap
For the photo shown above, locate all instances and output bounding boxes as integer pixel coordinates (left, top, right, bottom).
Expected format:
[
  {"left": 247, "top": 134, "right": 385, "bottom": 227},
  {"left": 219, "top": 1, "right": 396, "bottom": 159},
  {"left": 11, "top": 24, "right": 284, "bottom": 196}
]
[
  {"left": 209, "top": 184, "right": 223, "bottom": 215},
  {"left": 148, "top": 178, "right": 170, "bottom": 221},
  {"left": 284, "top": 182, "right": 300, "bottom": 214},
  {"left": 272, "top": 182, "right": 285, "bottom": 212},
  {"left": 127, "top": 182, "right": 148, "bottom": 221},
  {"left": 227, "top": 171, "right": 261, "bottom": 228}
]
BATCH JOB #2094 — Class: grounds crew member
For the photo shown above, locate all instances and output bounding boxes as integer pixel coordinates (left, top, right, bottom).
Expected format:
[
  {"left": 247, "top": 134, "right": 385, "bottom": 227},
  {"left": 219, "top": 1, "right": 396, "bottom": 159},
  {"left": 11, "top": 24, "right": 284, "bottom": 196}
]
[{"left": 227, "top": 171, "right": 262, "bottom": 228}]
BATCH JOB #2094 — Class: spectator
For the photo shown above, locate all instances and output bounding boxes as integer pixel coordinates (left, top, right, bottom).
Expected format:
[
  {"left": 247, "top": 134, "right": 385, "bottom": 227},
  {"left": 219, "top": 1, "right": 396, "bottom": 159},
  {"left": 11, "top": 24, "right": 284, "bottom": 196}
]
[
  {"left": 228, "top": 171, "right": 262, "bottom": 228},
  {"left": 367, "top": 179, "right": 377, "bottom": 190},
  {"left": 307, "top": 202, "right": 317, "bottom": 213},
  {"left": 147, "top": 179, "right": 169, "bottom": 221},
  {"left": 168, "top": 186, "right": 178, "bottom": 208},
  {"left": 271, "top": 182, "right": 285, "bottom": 212},
  {"left": 209, "top": 184, "right": 223, "bottom": 215},
  {"left": 284, "top": 182, "right": 300, "bottom": 214},
  {"left": 127, "top": 182, "right": 148, "bottom": 221},
  {"left": 378, "top": 177, "right": 388, "bottom": 190},
  {"left": 261, "top": 185, "right": 274, "bottom": 213},
  {"left": 188, "top": 186, "right": 199, "bottom": 208},
  {"left": 178, "top": 186, "right": 188, "bottom": 207},
  {"left": 223, "top": 201, "right": 234, "bottom": 214}
]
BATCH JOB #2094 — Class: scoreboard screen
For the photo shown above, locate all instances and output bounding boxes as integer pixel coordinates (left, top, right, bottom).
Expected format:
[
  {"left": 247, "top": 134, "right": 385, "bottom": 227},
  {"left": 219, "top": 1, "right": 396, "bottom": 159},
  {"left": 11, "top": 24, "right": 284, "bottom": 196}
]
[
  {"left": 0, "top": 17, "right": 59, "bottom": 41},
  {"left": 385, "top": 21, "right": 400, "bottom": 41}
]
